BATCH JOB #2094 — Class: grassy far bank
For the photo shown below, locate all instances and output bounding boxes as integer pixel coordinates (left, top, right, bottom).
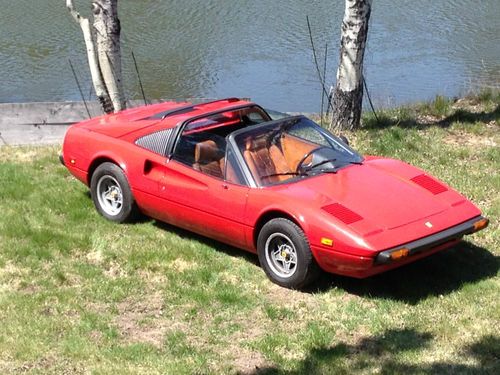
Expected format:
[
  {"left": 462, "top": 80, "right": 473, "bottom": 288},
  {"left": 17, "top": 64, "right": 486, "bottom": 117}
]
[{"left": 0, "top": 93, "right": 498, "bottom": 374}]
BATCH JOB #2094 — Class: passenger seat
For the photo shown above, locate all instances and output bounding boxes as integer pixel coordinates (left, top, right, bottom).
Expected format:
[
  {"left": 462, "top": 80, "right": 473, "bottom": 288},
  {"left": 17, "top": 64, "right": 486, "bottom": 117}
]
[{"left": 193, "top": 140, "right": 224, "bottom": 179}]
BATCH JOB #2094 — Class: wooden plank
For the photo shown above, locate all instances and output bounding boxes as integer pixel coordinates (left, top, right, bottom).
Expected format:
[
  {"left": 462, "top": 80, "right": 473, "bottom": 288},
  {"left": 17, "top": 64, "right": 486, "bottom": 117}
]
[{"left": 0, "top": 98, "right": 234, "bottom": 146}]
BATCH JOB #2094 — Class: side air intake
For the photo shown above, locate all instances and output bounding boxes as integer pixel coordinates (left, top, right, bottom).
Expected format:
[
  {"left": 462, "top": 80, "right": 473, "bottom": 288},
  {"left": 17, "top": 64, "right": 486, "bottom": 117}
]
[
  {"left": 411, "top": 174, "right": 447, "bottom": 195},
  {"left": 322, "top": 203, "right": 363, "bottom": 224}
]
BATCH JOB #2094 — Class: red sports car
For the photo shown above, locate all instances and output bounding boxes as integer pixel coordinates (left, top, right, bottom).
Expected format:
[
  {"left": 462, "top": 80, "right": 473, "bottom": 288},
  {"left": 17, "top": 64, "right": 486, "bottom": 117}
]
[{"left": 61, "top": 98, "right": 489, "bottom": 288}]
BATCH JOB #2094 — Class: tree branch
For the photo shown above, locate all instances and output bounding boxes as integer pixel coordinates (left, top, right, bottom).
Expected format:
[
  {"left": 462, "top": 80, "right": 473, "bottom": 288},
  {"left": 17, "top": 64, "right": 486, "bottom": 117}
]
[{"left": 66, "top": 0, "right": 82, "bottom": 23}]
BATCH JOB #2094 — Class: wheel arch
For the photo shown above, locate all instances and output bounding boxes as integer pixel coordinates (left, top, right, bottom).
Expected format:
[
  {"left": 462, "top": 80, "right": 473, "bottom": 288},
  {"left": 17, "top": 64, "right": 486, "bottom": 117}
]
[
  {"left": 253, "top": 210, "right": 306, "bottom": 249},
  {"left": 87, "top": 156, "right": 121, "bottom": 186}
]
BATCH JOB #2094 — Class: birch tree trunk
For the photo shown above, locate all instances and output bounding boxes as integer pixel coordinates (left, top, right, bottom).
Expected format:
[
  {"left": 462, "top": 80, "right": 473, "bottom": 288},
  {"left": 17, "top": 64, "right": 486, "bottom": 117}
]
[
  {"left": 330, "top": 0, "right": 372, "bottom": 130},
  {"left": 92, "top": 0, "right": 125, "bottom": 112},
  {"left": 66, "top": 0, "right": 112, "bottom": 112},
  {"left": 66, "top": 0, "right": 125, "bottom": 114}
]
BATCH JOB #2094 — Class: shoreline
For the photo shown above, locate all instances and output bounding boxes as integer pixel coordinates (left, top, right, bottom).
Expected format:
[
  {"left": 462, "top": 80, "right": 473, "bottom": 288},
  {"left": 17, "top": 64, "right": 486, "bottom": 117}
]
[{"left": 1, "top": 91, "right": 498, "bottom": 146}]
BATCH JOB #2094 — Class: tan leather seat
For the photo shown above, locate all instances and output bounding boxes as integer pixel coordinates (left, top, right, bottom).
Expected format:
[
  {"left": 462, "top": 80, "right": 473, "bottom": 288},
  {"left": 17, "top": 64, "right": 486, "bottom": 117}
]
[
  {"left": 193, "top": 140, "right": 223, "bottom": 178},
  {"left": 243, "top": 137, "right": 291, "bottom": 185},
  {"left": 281, "top": 133, "right": 318, "bottom": 171}
]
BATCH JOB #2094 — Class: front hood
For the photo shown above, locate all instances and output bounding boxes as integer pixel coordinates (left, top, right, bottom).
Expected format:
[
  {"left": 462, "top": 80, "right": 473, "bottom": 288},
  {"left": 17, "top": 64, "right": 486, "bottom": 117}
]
[{"left": 282, "top": 160, "right": 457, "bottom": 232}]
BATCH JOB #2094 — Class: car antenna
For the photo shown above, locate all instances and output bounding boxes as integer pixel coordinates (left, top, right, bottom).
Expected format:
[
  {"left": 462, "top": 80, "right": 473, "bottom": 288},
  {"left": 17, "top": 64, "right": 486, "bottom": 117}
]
[
  {"left": 68, "top": 59, "right": 92, "bottom": 119},
  {"left": 320, "top": 42, "right": 328, "bottom": 126},
  {"left": 131, "top": 50, "right": 148, "bottom": 106},
  {"left": 306, "top": 15, "right": 334, "bottom": 116}
]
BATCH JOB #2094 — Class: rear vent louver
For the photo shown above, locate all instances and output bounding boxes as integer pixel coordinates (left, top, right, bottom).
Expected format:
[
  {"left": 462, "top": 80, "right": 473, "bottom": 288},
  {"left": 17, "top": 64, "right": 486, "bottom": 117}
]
[
  {"left": 135, "top": 128, "right": 174, "bottom": 156},
  {"left": 322, "top": 203, "right": 363, "bottom": 224},
  {"left": 411, "top": 174, "right": 447, "bottom": 195}
]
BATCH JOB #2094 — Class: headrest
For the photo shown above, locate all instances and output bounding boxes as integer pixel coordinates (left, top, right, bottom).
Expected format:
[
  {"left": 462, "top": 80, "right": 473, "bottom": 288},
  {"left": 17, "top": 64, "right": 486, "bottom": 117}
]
[
  {"left": 195, "top": 140, "right": 219, "bottom": 162},
  {"left": 245, "top": 136, "right": 268, "bottom": 151}
]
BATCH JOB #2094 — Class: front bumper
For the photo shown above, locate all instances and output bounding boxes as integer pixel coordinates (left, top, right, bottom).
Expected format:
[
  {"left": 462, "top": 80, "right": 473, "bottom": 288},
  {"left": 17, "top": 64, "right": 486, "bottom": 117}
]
[
  {"left": 375, "top": 216, "right": 489, "bottom": 265},
  {"left": 312, "top": 215, "right": 489, "bottom": 278}
]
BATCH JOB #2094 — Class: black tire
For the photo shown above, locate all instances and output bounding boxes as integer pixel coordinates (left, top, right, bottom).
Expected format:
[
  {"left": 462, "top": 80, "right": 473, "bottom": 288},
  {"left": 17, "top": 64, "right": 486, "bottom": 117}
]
[
  {"left": 90, "top": 162, "right": 138, "bottom": 223},
  {"left": 257, "top": 218, "right": 320, "bottom": 289}
]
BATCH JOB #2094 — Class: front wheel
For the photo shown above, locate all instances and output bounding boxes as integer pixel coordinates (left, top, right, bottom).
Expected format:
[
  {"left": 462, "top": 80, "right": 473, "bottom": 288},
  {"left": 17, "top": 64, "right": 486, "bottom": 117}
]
[
  {"left": 90, "top": 162, "right": 138, "bottom": 223},
  {"left": 257, "top": 218, "right": 320, "bottom": 289}
]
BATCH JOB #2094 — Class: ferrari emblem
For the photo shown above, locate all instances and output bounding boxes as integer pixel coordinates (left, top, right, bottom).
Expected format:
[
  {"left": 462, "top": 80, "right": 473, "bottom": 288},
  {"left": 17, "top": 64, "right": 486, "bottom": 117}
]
[{"left": 425, "top": 222, "right": 433, "bottom": 228}]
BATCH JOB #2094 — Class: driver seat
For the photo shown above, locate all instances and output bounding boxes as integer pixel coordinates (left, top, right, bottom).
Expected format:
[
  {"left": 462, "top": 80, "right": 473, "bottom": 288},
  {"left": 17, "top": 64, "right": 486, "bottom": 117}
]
[{"left": 243, "top": 137, "right": 291, "bottom": 185}]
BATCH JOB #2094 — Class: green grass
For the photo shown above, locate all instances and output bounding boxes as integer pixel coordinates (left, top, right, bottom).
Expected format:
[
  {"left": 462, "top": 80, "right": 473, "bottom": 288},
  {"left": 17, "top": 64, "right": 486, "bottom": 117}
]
[{"left": 0, "top": 93, "right": 499, "bottom": 374}]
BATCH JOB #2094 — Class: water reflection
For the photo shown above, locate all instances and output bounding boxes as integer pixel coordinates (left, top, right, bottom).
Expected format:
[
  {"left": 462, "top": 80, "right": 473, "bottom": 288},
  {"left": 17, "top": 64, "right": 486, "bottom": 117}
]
[{"left": 0, "top": 0, "right": 498, "bottom": 111}]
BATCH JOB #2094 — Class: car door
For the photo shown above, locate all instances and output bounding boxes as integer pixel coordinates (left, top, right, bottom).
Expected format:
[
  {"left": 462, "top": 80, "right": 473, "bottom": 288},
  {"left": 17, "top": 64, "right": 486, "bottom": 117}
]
[{"left": 155, "top": 139, "right": 251, "bottom": 250}]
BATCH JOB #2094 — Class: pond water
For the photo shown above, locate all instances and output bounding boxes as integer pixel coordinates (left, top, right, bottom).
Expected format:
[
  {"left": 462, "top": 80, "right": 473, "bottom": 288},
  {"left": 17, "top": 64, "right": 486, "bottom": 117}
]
[{"left": 1, "top": 0, "right": 499, "bottom": 112}]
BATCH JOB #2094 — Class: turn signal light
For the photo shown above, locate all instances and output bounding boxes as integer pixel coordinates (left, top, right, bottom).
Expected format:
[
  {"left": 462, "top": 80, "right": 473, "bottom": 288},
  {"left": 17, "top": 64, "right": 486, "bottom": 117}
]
[
  {"left": 473, "top": 218, "right": 489, "bottom": 232},
  {"left": 390, "top": 248, "right": 410, "bottom": 260},
  {"left": 321, "top": 238, "right": 334, "bottom": 247}
]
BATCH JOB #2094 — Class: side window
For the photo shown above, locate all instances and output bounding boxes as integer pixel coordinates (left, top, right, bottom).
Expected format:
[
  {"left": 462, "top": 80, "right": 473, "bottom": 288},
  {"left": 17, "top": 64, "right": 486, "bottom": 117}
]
[
  {"left": 171, "top": 105, "right": 269, "bottom": 182},
  {"left": 224, "top": 147, "right": 246, "bottom": 185},
  {"left": 173, "top": 132, "right": 226, "bottom": 180}
]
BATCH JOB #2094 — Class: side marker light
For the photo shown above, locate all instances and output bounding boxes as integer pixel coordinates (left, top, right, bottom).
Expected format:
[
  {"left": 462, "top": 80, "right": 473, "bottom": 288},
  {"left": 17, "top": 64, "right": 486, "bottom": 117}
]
[
  {"left": 321, "top": 238, "right": 334, "bottom": 247},
  {"left": 473, "top": 218, "right": 489, "bottom": 232}
]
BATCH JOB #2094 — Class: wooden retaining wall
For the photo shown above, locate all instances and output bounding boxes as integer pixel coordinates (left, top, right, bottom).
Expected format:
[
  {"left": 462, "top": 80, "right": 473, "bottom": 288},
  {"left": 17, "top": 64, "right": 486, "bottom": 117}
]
[
  {"left": 0, "top": 99, "right": 220, "bottom": 146},
  {"left": 0, "top": 101, "right": 104, "bottom": 146}
]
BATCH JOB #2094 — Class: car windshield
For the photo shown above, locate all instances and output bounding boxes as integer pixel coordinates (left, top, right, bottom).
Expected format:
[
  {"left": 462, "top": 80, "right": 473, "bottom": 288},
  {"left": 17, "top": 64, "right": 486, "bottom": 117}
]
[{"left": 231, "top": 116, "right": 363, "bottom": 186}]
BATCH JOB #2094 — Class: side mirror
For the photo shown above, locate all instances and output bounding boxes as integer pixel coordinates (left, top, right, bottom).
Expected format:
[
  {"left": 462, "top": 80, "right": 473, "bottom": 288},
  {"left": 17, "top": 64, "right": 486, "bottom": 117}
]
[{"left": 339, "top": 135, "right": 349, "bottom": 145}]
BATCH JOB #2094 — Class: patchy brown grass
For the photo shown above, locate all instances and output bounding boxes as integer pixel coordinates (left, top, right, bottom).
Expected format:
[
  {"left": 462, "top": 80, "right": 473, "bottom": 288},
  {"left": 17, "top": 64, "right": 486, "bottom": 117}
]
[
  {"left": 114, "top": 291, "right": 172, "bottom": 347},
  {"left": 0, "top": 92, "right": 498, "bottom": 373}
]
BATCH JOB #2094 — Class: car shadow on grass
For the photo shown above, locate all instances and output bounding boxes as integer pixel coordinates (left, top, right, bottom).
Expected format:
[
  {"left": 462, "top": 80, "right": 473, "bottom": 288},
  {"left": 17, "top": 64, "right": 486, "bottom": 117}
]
[
  {"left": 308, "top": 241, "right": 499, "bottom": 304},
  {"left": 251, "top": 329, "right": 499, "bottom": 374},
  {"left": 151, "top": 220, "right": 260, "bottom": 267},
  {"left": 150, "top": 216, "right": 497, "bottom": 304}
]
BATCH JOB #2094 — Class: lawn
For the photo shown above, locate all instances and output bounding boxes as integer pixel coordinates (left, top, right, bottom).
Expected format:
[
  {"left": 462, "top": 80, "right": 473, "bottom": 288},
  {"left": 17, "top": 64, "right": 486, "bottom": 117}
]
[{"left": 0, "top": 93, "right": 498, "bottom": 374}]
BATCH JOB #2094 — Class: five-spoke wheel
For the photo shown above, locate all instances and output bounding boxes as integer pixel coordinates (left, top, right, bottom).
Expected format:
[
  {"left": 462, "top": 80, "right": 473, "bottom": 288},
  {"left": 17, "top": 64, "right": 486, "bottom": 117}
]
[
  {"left": 265, "top": 233, "right": 298, "bottom": 278},
  {"left": 258, "top": 218, "right": 320, "bottom": 289},
  {"left": 90, "top": 162, "right": 138, "bottom": 223},
  {"left": 96, "top": 175, "right": 123, "bottom": 216}
]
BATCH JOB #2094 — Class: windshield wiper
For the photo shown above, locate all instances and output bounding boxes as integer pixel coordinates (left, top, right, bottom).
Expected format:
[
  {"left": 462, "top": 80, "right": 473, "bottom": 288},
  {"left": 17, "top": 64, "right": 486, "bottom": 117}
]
[
  {"left": 304, "top": 158, "right": 337, "bottom": 171},
  {"left": 311, "top": 168, "right": 338, "bottom": 175},
  {"left": 262, "top": 172, "right": 306, "bottom": 179}
]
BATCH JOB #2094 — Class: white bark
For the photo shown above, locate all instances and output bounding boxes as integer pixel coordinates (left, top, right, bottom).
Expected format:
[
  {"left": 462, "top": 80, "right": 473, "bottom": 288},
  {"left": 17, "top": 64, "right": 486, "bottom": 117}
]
[
  {"left": 66, "top": 0, "right": 111, "bottom": 111},
  {"left": 336, "top": 0, "right": 371, "bottom": 92},
  {"left": 330, "top": 0, "right": 372, "bottom": 130},
  {"left": 92, "top": 0, "right": 126, "bottom": 112}
]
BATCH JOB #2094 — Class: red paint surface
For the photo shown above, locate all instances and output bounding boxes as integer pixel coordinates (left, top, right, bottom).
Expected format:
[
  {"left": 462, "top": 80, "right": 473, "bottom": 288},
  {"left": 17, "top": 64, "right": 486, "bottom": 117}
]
[{"left": 62, "top": 99, "right": 486, "bottom": 278}]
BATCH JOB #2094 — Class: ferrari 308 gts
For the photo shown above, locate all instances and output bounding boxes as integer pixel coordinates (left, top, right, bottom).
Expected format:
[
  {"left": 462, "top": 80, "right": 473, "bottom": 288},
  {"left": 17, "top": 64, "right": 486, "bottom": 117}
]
[{"left": 61, "top": 98, "right": 489, "bottom": 288}]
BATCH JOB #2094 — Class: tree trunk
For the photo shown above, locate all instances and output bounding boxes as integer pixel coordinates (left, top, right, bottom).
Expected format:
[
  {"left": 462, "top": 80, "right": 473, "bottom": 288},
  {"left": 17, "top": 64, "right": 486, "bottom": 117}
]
[
  {"left": 330, "top": 0, "right": 372, "bottom": 131},
  {"left": 66, "top": 0, "right": 112, "bottom": 112},
  {"left": 92, "top": 0, "right": 125, "bottom": 113},
  {"left": 66, "top": 0, "right": 125, "bottom": 114}
]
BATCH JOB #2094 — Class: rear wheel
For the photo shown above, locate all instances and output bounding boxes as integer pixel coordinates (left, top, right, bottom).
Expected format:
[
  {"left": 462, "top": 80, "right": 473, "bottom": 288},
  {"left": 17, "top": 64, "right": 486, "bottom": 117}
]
[
  {"left": 90, "top": 162, "right": 138, "bottom": 223},
  {"left": 257, "top": 218, "right": 320, "bottom": 289}
]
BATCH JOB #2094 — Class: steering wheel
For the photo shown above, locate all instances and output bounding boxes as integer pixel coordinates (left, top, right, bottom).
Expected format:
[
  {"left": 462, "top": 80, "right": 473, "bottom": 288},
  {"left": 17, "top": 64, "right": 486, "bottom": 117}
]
[{"left": 295, "top": 146, "right": 330, "bottom": 174}]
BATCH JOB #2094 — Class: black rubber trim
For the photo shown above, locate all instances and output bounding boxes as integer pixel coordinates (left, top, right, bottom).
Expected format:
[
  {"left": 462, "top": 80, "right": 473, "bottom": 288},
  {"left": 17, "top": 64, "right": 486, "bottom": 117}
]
[
  {"left": 375, "top": 216, "right": 486, "bottom": 264},
  {"left": 141, "top": 98, "right": 241, "bottom": 121},
  {"left": 59, "top": 154, "right": 65, "bottom": 166}
]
